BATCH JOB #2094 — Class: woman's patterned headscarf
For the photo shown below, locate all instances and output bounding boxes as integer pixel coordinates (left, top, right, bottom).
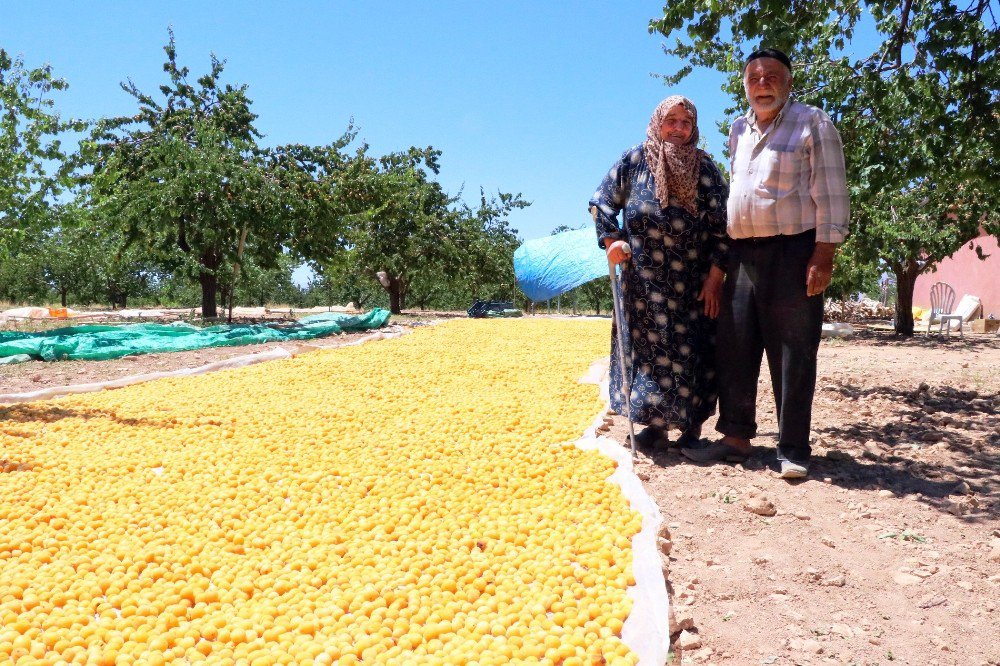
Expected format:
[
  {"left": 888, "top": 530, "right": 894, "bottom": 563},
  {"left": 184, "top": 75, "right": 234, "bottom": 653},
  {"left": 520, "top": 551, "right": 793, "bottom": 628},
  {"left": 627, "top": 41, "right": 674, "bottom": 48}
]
[{"left": 643, "top": 96, "right": 703, "bottom": 214}]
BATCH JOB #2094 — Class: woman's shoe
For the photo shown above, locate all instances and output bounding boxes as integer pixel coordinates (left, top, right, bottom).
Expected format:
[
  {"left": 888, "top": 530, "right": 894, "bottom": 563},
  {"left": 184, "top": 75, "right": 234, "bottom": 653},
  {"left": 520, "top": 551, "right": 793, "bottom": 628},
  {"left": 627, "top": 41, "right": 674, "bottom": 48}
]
[
  {"left": 680, "top": 438, "right": 751, "bottom": 463},
  {"left": 630, "top": 426, "right": 667, "bottom": 450},
  {"left": 675, "top": 425, "right": 704, "bottom": 449}
]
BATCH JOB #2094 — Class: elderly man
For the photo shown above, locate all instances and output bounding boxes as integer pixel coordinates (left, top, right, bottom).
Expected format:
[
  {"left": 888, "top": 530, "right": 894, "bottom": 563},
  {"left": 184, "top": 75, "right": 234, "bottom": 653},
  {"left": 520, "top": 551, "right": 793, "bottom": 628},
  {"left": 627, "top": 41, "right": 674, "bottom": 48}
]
[{"left": 682, "top": 48, "right": 849, "bottom": 479}]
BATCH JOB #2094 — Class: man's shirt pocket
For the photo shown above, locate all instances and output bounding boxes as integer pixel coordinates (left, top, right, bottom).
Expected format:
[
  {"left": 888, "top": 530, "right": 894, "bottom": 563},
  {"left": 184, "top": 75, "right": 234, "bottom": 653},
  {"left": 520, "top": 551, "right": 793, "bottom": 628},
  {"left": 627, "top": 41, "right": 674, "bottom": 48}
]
[{"left": 753, "top": 146, "right": 804, "bottom": 200}]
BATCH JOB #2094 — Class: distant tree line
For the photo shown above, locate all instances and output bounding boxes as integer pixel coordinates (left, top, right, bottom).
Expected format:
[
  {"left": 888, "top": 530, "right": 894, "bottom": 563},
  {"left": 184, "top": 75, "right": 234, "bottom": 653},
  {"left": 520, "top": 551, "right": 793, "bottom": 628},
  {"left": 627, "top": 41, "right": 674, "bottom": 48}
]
[{"left": 0, "top": 32, "right": 528, "bottom": 317}]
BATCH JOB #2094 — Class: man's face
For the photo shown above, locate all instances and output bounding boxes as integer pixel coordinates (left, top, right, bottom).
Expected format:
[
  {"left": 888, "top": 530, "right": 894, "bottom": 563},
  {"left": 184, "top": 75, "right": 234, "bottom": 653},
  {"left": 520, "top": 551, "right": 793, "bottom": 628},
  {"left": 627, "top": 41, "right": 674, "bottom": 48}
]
[{"left": 743, "top": 58, "right": 792, "bottom": 119}]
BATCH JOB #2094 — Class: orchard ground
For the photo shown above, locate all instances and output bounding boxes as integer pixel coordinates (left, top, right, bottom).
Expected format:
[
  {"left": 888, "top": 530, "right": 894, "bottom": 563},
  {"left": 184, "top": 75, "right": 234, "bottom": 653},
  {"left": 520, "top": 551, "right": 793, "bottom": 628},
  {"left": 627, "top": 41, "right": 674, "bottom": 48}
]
[{"left": 2, "top": 315, "right": 998, "bottom": 665}]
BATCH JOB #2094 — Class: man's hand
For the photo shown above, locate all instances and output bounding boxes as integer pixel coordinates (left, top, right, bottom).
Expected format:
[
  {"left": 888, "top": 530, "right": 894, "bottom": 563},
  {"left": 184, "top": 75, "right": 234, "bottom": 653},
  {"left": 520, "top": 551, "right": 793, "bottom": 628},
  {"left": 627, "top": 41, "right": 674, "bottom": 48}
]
[
  {"left": 606, "top": 240, "right": 631, "bottom": 266},
  {"left": 806, "top": 242, "right": 836, "bottom": 296},
  {"left": 697, "top": 265, "right": 725, "bottom": 318}
]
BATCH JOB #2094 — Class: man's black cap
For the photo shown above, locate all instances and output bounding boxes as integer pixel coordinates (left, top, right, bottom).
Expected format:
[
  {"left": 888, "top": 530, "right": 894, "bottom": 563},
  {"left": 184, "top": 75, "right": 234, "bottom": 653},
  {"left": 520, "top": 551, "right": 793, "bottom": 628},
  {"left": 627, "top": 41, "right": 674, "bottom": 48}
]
[{"left": 744, "top": 48, "right": 792, "bottom": 72}]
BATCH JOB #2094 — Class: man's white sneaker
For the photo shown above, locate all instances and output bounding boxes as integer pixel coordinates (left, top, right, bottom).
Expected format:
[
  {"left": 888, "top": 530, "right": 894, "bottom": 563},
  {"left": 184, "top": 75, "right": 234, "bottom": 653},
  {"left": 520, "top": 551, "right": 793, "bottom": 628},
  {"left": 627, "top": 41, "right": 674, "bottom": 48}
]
[{"left": 780, "top": 460, "right": 809, "bottom": 479}]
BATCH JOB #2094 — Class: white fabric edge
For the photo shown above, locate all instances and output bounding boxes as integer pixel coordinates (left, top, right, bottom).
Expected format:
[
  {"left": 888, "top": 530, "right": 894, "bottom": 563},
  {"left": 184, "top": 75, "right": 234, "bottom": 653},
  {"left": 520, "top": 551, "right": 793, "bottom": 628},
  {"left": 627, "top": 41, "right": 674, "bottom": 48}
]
[
  {"left": 0, "top": 329, "right": 410, "bottom": 406},
  {"left": 577, "top": 359, "right": 670, "bottom": 666}
]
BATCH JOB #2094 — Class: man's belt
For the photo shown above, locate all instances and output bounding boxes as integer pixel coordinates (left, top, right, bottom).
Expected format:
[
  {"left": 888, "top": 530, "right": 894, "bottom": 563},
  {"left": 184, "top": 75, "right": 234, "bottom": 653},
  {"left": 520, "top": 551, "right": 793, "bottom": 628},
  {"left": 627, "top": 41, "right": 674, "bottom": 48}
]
[{"left": 731, "top": 229, "right": 815, "bottom": 245}]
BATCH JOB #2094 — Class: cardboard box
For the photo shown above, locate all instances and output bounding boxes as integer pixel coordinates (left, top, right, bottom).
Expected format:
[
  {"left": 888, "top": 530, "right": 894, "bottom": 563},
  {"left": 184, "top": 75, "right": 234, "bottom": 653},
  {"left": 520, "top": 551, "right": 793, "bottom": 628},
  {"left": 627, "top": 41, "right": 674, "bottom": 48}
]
[{"left": 971, "top": 319, "right": 1000, "bottom": 333}]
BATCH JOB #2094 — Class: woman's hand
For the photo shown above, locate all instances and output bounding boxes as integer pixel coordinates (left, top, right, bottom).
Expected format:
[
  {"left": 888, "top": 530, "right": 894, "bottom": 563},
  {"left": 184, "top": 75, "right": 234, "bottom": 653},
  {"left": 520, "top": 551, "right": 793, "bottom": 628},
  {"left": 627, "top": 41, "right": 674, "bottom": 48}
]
[
  {"left": 697, "top": 265, "right": 725, "bottom": 318},
  {"left": 606, "top": 240, "right": 631, "bottom": 266}
]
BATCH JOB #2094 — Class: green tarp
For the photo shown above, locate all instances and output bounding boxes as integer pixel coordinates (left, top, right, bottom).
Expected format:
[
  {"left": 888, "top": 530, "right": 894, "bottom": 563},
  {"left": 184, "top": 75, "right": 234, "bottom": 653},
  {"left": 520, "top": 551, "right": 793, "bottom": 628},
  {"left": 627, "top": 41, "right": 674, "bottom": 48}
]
[{"left": 0, "top": 310, "right": 391, "bottom": 362}]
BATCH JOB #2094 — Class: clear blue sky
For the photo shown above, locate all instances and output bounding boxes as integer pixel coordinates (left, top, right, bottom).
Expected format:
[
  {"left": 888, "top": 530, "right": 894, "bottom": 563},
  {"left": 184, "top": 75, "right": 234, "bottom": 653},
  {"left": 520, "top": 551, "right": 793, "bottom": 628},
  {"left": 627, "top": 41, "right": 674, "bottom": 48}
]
[{"left": 3, "top": 1, "right": 737, "bottom": 247}]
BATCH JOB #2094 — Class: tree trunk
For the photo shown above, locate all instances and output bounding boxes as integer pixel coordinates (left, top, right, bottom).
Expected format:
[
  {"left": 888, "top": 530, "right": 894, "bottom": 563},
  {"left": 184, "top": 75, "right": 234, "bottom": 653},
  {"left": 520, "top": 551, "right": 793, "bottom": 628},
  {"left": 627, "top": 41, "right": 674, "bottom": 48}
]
[
  {"left": 200, "top": 250, "right": 221, "bottom": 319},
  {"left": 200, "top": 270, "right": 219, "bottom": 318},
  {"left": 378, "top": 273, "right": 408, "bottom": 314},
  {"left": 388, "top": 283, "right": 402, "bottom": 314},
  {"left": 61, "top": 288, "right": 68, "bottom": 307},
  {"left": 893, "top": 259, "right": 922, "bottom": 336}
]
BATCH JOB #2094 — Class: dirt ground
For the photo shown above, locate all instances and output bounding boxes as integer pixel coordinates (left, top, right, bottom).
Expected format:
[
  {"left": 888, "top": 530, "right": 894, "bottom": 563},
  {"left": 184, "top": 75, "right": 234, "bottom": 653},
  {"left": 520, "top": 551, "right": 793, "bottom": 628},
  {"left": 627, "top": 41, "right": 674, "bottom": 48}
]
[
  {"left": 0, "top": 334, "right": 375, "bottom": 397},
  {"left": 2, "top": 320, "right": 998, "bottom": 665},
  {"left": 0, "top": 315, "right": 447, "bottom": 396},
  {"left": 600, "top": 328, "right": 1000, "bottom": 666}
]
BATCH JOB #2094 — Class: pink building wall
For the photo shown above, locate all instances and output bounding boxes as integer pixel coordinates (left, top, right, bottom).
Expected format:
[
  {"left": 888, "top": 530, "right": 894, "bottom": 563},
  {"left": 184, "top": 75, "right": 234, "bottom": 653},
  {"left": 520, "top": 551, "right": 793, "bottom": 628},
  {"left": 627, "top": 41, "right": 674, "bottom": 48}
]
[{"left": 913, "top": 231, "right": 1000, "bottom": 317}]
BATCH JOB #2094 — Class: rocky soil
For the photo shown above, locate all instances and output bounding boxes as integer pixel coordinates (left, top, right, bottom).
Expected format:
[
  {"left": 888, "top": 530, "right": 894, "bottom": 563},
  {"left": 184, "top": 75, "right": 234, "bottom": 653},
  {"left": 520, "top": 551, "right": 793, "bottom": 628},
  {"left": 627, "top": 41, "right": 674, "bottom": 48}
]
[{"left": 600, "top": 329, "right": 1000, "bottom": 665}]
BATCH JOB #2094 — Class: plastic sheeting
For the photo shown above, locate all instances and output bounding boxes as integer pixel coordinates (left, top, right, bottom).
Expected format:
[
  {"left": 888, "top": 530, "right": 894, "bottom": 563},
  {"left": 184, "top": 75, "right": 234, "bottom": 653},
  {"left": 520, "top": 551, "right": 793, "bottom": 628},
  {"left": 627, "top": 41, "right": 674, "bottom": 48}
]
[
  {"left": 514, "top": 228, "right": 607, "bottom": 302},
  {"left": 578, "top": 359, "right": 671, "bottom": 665},
  {"left": 0, "top": 310, "right": 391, "bottom": 362}
]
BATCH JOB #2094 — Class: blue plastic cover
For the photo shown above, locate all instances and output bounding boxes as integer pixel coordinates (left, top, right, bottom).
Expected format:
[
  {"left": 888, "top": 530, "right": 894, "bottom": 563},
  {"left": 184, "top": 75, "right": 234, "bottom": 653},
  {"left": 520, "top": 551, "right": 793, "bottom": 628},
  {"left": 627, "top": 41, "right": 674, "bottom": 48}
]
[{"left": 514, "top": 228, "right": 608, "bottom": 302}]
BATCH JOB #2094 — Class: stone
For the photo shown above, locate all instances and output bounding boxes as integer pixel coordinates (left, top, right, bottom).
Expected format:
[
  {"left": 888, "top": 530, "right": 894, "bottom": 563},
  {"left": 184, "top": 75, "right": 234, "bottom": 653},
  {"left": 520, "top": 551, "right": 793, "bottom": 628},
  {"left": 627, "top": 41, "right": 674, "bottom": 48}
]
[
  {"left": 691, "top": 647, "right": 714, "bottom": 662},
  {"left": 894, "top": 571, "right": 922, "bottom": 586},
  {"left": 945, "top": 501, "right": 966, "bottom": 517},
  {"left": 862, "top": 441, "right": 882, "bottom": 460},
  {"left": 677, "top": 630, "right": 702, "bottom": 650},
  {"left": 830, "top": 623, "right": 854, "bottom": 638},
  {"left": 672, "top": 607, "right": 695, "bottom": 633},
  {"left": 658, "top": 524, "right": 672, "bottom": 540},
  {"left": 917, "top": 594, "right": 948, "bottom": 609},
  {"left": 877, "top": 489, "right": 895, "bottom": 498},
  {"left": 821, "top": 574, "right": 847, "bottom": 587},
  {"left": 825, "top": 449, "right": 853, "bottom": 461},
  {"left": 788, "top": 638, "right": 823, "bottom": 654},
  {"left": 744, "top": 497, "right": 777, "bottom": 517},
  {"left": 820, "top": 537, "right": 836, "bottom": 548},
  {"left": 657, "top": 537, "right": 673, "bottom": 556}
]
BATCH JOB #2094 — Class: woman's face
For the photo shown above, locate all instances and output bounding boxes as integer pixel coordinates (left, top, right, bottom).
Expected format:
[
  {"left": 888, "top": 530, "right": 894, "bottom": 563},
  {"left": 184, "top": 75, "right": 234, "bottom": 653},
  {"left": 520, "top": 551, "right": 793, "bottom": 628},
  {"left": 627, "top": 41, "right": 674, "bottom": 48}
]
[{"left": 659, "top": 106, "right": 695, "bottom": 146}]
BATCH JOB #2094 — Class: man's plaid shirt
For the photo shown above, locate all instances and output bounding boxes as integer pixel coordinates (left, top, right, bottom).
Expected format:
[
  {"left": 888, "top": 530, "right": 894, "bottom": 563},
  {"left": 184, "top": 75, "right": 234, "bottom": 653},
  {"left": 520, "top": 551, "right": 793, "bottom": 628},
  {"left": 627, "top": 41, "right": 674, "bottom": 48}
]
[{"left": 727, "top": 99, "right": 849, "bottom": 244}]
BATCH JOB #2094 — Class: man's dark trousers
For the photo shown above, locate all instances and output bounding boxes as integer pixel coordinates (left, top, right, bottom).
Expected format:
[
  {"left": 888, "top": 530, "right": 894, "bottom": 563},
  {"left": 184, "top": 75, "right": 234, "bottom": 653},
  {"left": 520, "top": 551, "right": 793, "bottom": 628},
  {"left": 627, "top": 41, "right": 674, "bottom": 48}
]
[{"left": 715, "top": 229, "right": 823, "bottom": 464}]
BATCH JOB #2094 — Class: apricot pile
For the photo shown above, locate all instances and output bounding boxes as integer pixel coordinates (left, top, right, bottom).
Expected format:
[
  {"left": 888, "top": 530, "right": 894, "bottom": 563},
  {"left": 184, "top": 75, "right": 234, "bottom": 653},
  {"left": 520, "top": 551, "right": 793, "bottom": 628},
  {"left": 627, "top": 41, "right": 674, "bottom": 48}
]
[{"left": 0, "top": 318, "right": 641, "bottom": 664}]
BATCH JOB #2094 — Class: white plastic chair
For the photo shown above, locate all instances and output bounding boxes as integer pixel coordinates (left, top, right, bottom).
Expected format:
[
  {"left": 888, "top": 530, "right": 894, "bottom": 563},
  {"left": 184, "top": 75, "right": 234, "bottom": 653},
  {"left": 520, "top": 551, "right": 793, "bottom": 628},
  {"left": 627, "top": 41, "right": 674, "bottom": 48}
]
[{"left": 928, "top": 282, "right": 963, "bottom": 337}]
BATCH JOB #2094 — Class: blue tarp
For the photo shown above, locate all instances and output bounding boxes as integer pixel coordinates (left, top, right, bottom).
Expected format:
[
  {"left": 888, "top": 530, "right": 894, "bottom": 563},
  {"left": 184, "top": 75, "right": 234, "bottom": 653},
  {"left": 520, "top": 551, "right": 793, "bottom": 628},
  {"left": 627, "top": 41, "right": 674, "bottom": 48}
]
[
  {"left": 0, "top": 310, "right": 391, "bottom": 362},
  {"left": 513, "top": 228, "right": 607, "bottom": 302}
]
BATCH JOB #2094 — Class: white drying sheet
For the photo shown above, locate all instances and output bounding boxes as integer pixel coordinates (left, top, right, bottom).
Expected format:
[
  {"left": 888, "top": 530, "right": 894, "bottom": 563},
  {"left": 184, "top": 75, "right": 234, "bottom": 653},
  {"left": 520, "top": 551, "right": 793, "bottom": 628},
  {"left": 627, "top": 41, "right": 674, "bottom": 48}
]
[{"left": 577, "top": 358, "right": 670, "bottom": 665}]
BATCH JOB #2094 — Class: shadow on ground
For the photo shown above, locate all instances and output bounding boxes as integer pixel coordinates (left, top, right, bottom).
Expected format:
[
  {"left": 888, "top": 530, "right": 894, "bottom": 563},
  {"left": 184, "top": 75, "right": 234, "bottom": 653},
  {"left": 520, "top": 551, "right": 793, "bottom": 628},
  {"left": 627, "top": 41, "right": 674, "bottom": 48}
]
[{"left": 814, "top": 379, "right": 998, "bottom": 521}]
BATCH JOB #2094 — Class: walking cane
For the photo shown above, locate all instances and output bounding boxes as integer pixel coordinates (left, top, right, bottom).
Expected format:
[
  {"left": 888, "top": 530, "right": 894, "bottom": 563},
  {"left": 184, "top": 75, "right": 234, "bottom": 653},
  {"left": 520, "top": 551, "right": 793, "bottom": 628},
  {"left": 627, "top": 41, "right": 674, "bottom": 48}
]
[{"left": 608, "top": 248, "right": 637, "bottom": 461}]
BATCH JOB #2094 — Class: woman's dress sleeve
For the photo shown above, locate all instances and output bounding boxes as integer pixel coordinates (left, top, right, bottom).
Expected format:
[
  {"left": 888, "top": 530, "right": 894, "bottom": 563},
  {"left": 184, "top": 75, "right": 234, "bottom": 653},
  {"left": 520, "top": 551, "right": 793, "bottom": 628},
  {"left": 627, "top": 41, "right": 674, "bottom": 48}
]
[
  {"left": 589, "top": 148, "right": 635, "bottom": 249},
  {"left": 701, "top": 156, "right": 730, "bottom": 271}
]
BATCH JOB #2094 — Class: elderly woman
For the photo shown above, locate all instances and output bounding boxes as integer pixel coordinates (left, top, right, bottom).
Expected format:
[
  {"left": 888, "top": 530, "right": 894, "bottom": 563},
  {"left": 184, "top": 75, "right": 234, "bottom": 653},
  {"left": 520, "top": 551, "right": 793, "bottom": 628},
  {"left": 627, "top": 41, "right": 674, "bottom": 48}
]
[{"left": 590, "top": 96, "right": 729, "bottom": 450}]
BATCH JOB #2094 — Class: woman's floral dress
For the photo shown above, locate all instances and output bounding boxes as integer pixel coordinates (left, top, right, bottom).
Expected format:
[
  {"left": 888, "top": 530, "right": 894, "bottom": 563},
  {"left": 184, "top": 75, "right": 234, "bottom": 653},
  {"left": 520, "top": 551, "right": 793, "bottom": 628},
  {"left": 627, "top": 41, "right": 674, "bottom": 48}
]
[{"left": 590, "top": 146, "right": 730, "bottom": 432}]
